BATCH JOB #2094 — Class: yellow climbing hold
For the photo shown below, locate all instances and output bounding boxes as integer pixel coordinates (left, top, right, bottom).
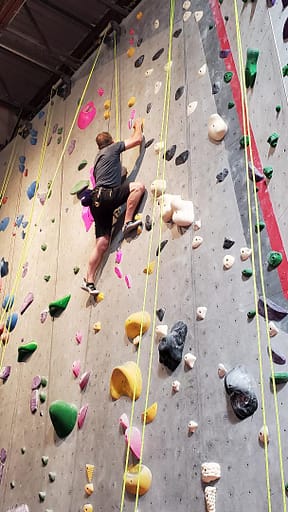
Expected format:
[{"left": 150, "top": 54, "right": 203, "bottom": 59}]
[
  {"left": 124, "top": 463, "right": 152, "bottom": 496},
  {"left": 128, "top": 96, "right": 136, "bottom": 108},
  {"left": 110, "top": 361, "right": 142, "bottom": 400},
  {"left": 96, "top": 292, "right": 104, "bottom": 303},
  {"left": 127, "top": 47, "right": 135, "bottom": 58},
  {"left": 104, "top": 99, "right": 111, "bottom": 110},
  {"left": 86, "top": 464, "right": 95, "bottom": 483},
  {"left": 125, "top": 311, "right": 151, "bottom": 339},
  {"left": 143, "top": 261, "right": 156, "bottom": 275},
  {"left": 136, "top": 11, "right": 143, "bottom": 20},
  {"left": 85, "top": 483, "right": 94, "bottom": 495},
  {"left": 104, "top": 110, "right": 111, "bottom": 120},
  {"left": 134, "top": 213, "right": 142, "bottom": 221},
  {"left": 93, "top": 321, "right": 101, "bottom": 333},
  {"left": 141, "top": 402, "right": 158, "bottom": 424},
  {"left": 83, "top": 505, "right": 93, "bottom": 512}
]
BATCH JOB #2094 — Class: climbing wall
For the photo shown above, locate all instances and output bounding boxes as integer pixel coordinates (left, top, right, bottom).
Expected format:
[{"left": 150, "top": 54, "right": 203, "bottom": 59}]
[{"left": 1, "top": 0, "right": 288, "bottom": 511}]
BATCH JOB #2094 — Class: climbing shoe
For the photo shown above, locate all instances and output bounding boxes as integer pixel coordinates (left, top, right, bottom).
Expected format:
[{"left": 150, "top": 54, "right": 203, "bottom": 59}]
[
  {"left": 81, "top": 279, "right": 99, "bottom": 296},
  {"left": 122, "top": 219, "right": 143, "bottom": 235}
]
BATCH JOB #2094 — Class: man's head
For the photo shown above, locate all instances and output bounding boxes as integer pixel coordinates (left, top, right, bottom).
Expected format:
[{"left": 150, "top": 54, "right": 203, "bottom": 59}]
[{"left": 96, "top": 132, "right": 113, "bottom": 150}]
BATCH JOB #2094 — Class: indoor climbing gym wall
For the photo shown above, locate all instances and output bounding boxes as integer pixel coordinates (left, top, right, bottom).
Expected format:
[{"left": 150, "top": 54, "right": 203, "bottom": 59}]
[{"left": 1, "top": 0, "right": 288, "bottom": 511}]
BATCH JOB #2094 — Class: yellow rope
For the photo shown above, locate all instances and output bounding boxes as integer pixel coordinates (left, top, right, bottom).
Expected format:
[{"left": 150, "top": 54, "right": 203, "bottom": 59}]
[
  {"left": 234, "top": 1, "right": 286, "bottom": 510},
  {"left": 114, "top": 30, "right": 120, "bottom": 141}
]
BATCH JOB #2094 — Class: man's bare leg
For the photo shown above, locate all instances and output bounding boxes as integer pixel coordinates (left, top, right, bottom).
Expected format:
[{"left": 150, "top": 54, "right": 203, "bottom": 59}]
[
  {"left": 82, "top": 235, "right": 110, "bottom": 294},
  {"left": 124, "top": 182, "right": 145, "bottom": 224}
]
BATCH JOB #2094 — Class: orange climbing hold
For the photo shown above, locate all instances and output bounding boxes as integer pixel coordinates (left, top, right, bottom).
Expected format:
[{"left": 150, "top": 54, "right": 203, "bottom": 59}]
[{"left": 127, "top": 47, "right": 135, "bottom": 58}]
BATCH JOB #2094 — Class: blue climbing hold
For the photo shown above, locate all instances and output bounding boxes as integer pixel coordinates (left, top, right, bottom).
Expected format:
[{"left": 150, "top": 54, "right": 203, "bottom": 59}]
[
  {"left": 30, "top": 137, "right": 37, "bottom": 145},
  {"left": 38, "top": 111, "right": 45, "bottom": 119},
  {"left": 30, "top": 129, "right": 38, "bottom": 137},
  {"left": 2, "top": 295, "right": 14, "bottom": 311},
  {"left": 0, "top": 217, "right": 10, "bottom": 231},
  {"left": 19, "top": 164, "right": 25, "bottom": 173},
  {"left": 6, "top": 312, "right": 18, "bottom": 332},
  {"left": 0, "top": 258, "right": 8, "bottom": 277},
  {"left": 15, "top": 214, "right": 24, "bottom": 228},
  {"left": 19, "top": 156, "right": 26, "bottom": 164},
  {"left": 22, "top": 220, "right": 28, "bottom": 229},
  {"left": 27, "top": 181, "right": 37, "bottom": 200}
]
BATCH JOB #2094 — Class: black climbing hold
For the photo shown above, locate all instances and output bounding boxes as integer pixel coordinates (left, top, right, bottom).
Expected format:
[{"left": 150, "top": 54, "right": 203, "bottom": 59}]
[
  {"left": 135, "top": 55, "right": 144, "bottom": 68},
  {"left": 270, "top": 347, "right": 286, "bottom": 365},
  {"left": 137, "top": 38, "right": 143, "bottom": 47},
  {"left": 284, "top": 18, "right": 288, "bottom": 40},
  {"left": 145, "top": 215, "right": 152, "bottom": 231},
  {"left": 224, "top": 15, "right": 229, "bottom": 21},
  {"left": 219, "top": 49, "right": 231, "bottom": 58},
  {"left": 175, "top": 150, "right": 189, "bottom": 166},
  {"left": 224, "top": 365, "right": 258, "bottom": 420},
  {"left": 158, "top": 321, "right": 187, "bottom": 371},
  {"left": 165, "top": 145, "right": 176, "bottom": 161},
  {"left": 175, "top": 86, "right": 184, "bottom": 101},
  {"left": 152, "top": 48, "right": 164, "bottom": 61},
  {"left": 144, "top": 138, "right": 154, "bottom": 149},
  {"left": 248, "top": 162, "right": 264, "bottom": 182},
  {"left": 80, "top": 189, "right": 93, "bottom": 207},
  {"left": 258, "top": 296, "right": 288, "bottom": 321},
  {"left": 212, "top": 82, "right": 221, "bottom": 94},
  {"left": 146, "top": 103, "right": 152, "bottom": 114},
  {"left": 223, "top": 237, "right": 235, "bottom": 249},
  {"left": 0, "top": 257, "right": 9, "bottom": 277},
  {"left": 283, "top": 0, "right": 288, "bottom": 8},
  {"left": 173, "top": 29, "right": 182, "bottom": 38},
  {"left": 156, "top": 307, "right": 166, "bottom": 321},
  {"left": 216, "top": 168, "right": 229, "bottom": 183},
  {"left": 156, "top": 240, "right": 168, "bottom": 256}
]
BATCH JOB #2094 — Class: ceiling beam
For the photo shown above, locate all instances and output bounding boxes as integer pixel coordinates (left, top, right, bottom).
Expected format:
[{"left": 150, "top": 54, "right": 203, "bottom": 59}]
[
  {"left": 97, "top": 0, "right": 129, "bottom": 16},
  {"left": 24, "top": 3, "right": 52, "bottom": 52},
  {"left": 0, "top": 96, "right": 20, "bottom": 112},
  {"left": 35, "top": 0, "right": 92, "bottom": 29},
  {"left": 0, "top": 43, "right": 62, "bottom": 74},
  {"left": 0, "top": 0, "right": 27, "bottom": 29}
]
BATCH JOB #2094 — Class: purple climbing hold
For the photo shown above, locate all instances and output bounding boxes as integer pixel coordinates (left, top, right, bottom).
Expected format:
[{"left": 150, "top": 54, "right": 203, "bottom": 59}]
[
  {"left": 20, "top": 292, "right": 34, "bottom": 315},
  {"left": 31, "top": 375, "right": 41, "bottom": 390},
  {"left": 68, "top": 139, "right": 76, "bottom": 155},
  {"left": 267, "top": 0, "right": 277, "bottom": 5},
  {"left": 0, "top": 366, "right": 11, "bottom": 382},
  {"left": 219, "top": 49, "right": 231, "bottom": 58},
  {"left": 30, "top": 389, "right": 39, "bottom": 413},
  {"left": 270, "top": 346, "right": 286, "bottom": 365},
  {"left": 283, "top": 0, "right": 288, "bottom": 7},
  {"left": 152, "top": 48, "right": 164, "bottom": 61},
  {"left": 283, "top": 18, "right": 288, "bottom": 40},
  {"left": 258, "top": 296, "right": 288, "bottom": 321},
  {"left": 175, "top": 150, "right": 189, "bottom": 166},
  {"left": 135, "top": 55, "right": 144, "bottom": 68},
  {"left": 248, "top": 162, "right": 264, "bottom": 182}
]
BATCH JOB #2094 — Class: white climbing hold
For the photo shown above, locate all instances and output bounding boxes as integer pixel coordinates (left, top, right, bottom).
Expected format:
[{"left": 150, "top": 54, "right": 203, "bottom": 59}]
[
  {"left": 208, "top": 113, "right": 228, "bottom": 142},
  {"left": 183, "top": 11, "right": 192, "bottom": 22},
  {"left": 201, "top": 462, "right": 221, "bottom": 483},
  {"left": 223, "top": 254, "right": 235, "bottom": 270},
  {"left": 193, "top": 219, "right": 201, "bottom": 231},
  {"left": 145, "top": 68, "right": 154, "bottom": 77},
  {"left": 269, "top": 321, "right": 279, "bottom": 337},
  {"left": 161, "top": 193, "right": 181, "bottom": 223},
  {"left": 151, "top": 179, "right": 166, "bottom": 196},
  {"left": 240, "top": 247, "right": 252, "bottom": 261},
  {"left": 188, "top": 420, "right": 198, "bottom": 433},
  {"left": 172, "top": 380, "right": 180, "bottom": 392},
  {"left": 192, "top": 236, "right": 203, "bottom": 249},
  {"left": 194, "top": 11, "right": 203, "bottom": 22},
  {"left": 154, "top": 81, "right": 162, "bottom": 95},
  {"left": 154, "top": 141, "right": 164, "bottom": 154},
  {"left": 155, "top": 324, "right": 168, "bottom": 340},
  {"left": 198, "top": 63, "right": 207, "bottom": 76},
  {"left": 184, "top": 352, "right": 197, "bottom": 369},
  {"left": 183, "top": 0, "right": 191, "bottom": 9},
  {"left": 259, "top": 425, "right": 269, "bottom": 444},
  {"left": 196, "top": 306, "right": 207, "bottom": 320},
  {"left": 153, "top": 19, "right": 159, "bottom": 29},
  {"left": 133, "top": 335, "right": 141, "bottom": 346},
  {"left": 164, "top": 60, "right": 173, "bottom": 72},
  {"left": 204, "top": 486, "right": 217, "bottom": 512},
  {"left": 218, "top": 363, "right": 227, "bottom": 379},
  {"left": 171, "top": 197, "right": 194, "bottom": 227},
  {"left": 187, "top": 101, "right": 198, "bottom": 116}
]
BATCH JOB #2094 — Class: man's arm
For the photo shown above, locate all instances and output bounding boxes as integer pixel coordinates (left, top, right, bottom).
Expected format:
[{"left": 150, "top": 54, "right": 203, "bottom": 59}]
[{"left": 124, "top": 118, "right": 143, "bottom": 150}]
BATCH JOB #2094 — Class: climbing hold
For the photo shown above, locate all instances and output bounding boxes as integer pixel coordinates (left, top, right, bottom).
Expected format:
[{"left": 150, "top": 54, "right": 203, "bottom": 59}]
[
  {"left": 184, "top": 353, "right": 196, "bottom": 369},
  {"left": 269, "top": 321, "right": 279, "bottom": 338},
  {"left": 20, "top": 292, "right": 34, "bottom": 315},
  {"left": 175, "top": 86, "right": 184, "bottom": 101},
  {"left": 224, "top": 365, "right": 258, "bottom": 419},
  {"left": 173, "top": 28, "right": 182, "bottom": 38},
  {"left": 0, "top": 258, "right": 8, "bottom": 279},
  {"left": 39, "top": 392, "right": 46, "bottom": 403},
  {"left": 271, "top": 372, "right": 288, "bottom": 384},
  {"left": 192, "top": 236, "right": 203, "bottom": 249},
  {"left": 41, "top": 376, "right": 48, "bottom": 387},
  {"left": 267, "top": 251, "right": 282, "bottom": 268},
  {"left": 40, "top": 309, "right": 48, "bottom": 323},
  {"left": 93, "top": 322, "right": 101, "bottom": 333},
  {"left": 196, "top": 306, "right": 207, "bottom": 320},
  {"left": 218, "top": 363, "right": 227, "bottom": 378},
  {"left": 85, "top": 483, "right": 94, "bottom": 495},
  {"left": 0, "top": 217, "right": 9, "bottom": 232},
  {"left": 228, "top": 101, "right": 235, "bottom": 109},
  {"left": 201, "top": 462, "right": 221, "bottom": 483},
  {"left": 124, "top": 426, "right": 141, "bottom": 458},
  {"left": 2, "top": 294, "right": 14, "bottom": 311},
  {"left": 220, "top": 49, "right": 231, "bottom": 58},
  {"left": 86, "top": 464, "right": 95, "bottom": 483},
  {"left": 245, "top": 48, "right": 259, "bottom": 88},
  {"left": 183, "top": 11, "right": 192, "bottom": 21},
  {"left": 205, "top": 486, "right": 217, "bottom": 512},
  {"left": 255, "top": 221, "right": 265, "bottom": 233},
  {"left": 115, "top": 249, "right": 123, "bottom": 264},
  {"left": 183, "top": 0, "right": 191, "bottom": 8},
  {"left": 10, "top": 480, "right": 16, "bottom": 488},
  {"left": 224, "top": 71, "right": 233, "bottom": 83},
  {"left": 0, "top": 331, "right": 9, "bottom": 345},
  {"left": 172, "top": 380, "right": 180, "bottom": 392},
  {"left": 152, "top": 48, "right": 164, "bottom": 61},
  {"left": 70, "top": 180, "right": 90, "bottom": 195},
  {"left": 154, "top": 141, "right": 164, "bottom": 154},
  {"left": 72, "top": 360, "right": 81, "bottom": 378},
  {"left": 143, "top": 261, "right": 156, "bottom": 275},
  {"left": 188, "top": 420, "right": 198, "bottom": 433},
  {"left": 79, "top": 371, "right": 91, "bottom": 391},
  {"left": 187, "top": 101, "right": 198, "bottom": 116},
  {"left": 96, "top": 292, "right": 104, "bottom": 303},
  {"left": 141, "top": 402, "right": 158, "bottom": 424},
  {"left": 49, "top": 295, "right": 71, "bottom": 317},
  {"left": 49, "top": 471, "right": 56, "bottom": 482},
  {"left": 153, "top": 19, "right": 159, "bottom": 29},
  {"left": 145, "top": 68, "right": 154, "bottom": 77},
  {"left": 30, "top": 390, "right": 39, "bottom": 413},
  {"left": 175, "top": 150, "right": 189, "bottom": 165},
  {"left": 216, "top": 168, "right": 229, "bottom": 182},
  {"left": 57, "top": 136, "right": 62, "bottom": 144},
  {"left": 68, "top": 139, "right": 76, "bottom": 155},
  {"left": 223, "top": 237, "right": 235, "bottom": 249},
  {"left": 223, "top": 255, "right": 235, "bottom": 269},
  {"left": 146, "top": 103, "right": 152, "bottom": 115},
  {"left": 125, "top": 311, "right": 151, "bottom": 339},
  {"left": 208, "top": 114, "right": 228, "bottom": 142},
  {"left": 135, "top": 55, "right": 144, "bottom": 68},
  {"left": 276, "top": 104, "right": 281, "bottom": 113},
  {"left": 41, "top": 455, "right": 49, "bottom": 466},
  {"left": 145, "top": 215, "right": 152, "bottom": 231},
  {"left": 0, "top": 366, "right": 11, "bottom": 382},
  {"left": 154, "top": 81, "right": 162, "bottom": 94},
  {"left": 128, "top": 96, "right": 136, "bottom": 108},
  {"left": 27, "top": 181, "right": 37, "bottom": 200},
  {"left": 127, "top": 47, "right": 135, "bottom": 58},
  {"left": 212, "top": 82, "right": 221, "bottom": 95},
  {"left": 150, "top": 178, "right": 166, "bottom": 196},
  {"left": 39, "top": 491, "right": 46, "bottom": 502},
  {"left": 125, "top": 275, "right": 132, "bottom": 289},
  {"left": 21, "top": 446, "right": 26, "bottom": 454},
  {"left": 263, "top": 166, "right": 273, "bottom": 179},
  {"left": 83, "top": 505, "right": 93, "bottom": 512},
  {"left": 259, "top": 425, "right": 269, "bottom": 445},
  {"left": 248, "top": 161, "right": 264, "bottom": 182},
  {"left": 270, "top": 347, "right": 286, "bottom": 365},
  {"left": 18, "top": 342, "right": 37, "bottom": 362},
  {"left": 242, "top": 268, "right": 253, "bottom": 278},
  {"left": 114, "top": 266, "right": 123, "bottom": 279},
  {"left": 194, "top": 10, "right": 203, "bottom": 22},
  {"left": 6, "top": 312, "right": 18, "bottom": 332},
  {"left": 156, "top": 307, "right": 166, "bottom": 321},
  {"left": 156, "top": 240, "right": 168, "bottom": 256},
  {"left": 49, "top": 400, "right": 77, "bottom": 438},
  {"left": 258, "top": 296, "right": 288, "bottom": 321},
  {"left": 78, "top": 404, "right": 89, "bottom": 429},
  {"left": 41, "top": 243, "right": 47, "bottom": 251},
  {"left": 124, "top": 464, "right": 152, "bottom": 496},
  {"left": 158, "top": 321, "right": 187, "bottom": 371},
  {"left": 267, "top": 132, "right": 279, "bottom": 148},
  {"left": 284, "top": 18, "right": 288, "bottom": 40},
  {"left": 77, "top": 102, "right": 96, "bottom": 130},
  {"left": 240, "top": 247, "right": 252, "bottom": 261},
  {"left": 136, "top": 10, "right": 143, "bottom": 20},
  {"left": 155, "top": 325, "right": 168, "bottom": 341},
  {"left": 78, "top": 160, "right": 88, "bottom": 171},
  {"left": 240, "top": 135, "right": 250, "bottom": 148},
  {"left": 165, "top": 145, "right": 177, "bottom": 161},
  {"left": 103, "top": 99, "right": 111, "bottom": 110},
  {"left": 198, "top": 63, "right": 207, "bottom": 76},
  {"left": 110, "top": 361, "right": 142, "bottom": 400},
  {"left": 119, "top": 413, "right": 130, "bottom": 431},
  {"left": 31, "top": 375, "right": 41, "bottom": 390}
]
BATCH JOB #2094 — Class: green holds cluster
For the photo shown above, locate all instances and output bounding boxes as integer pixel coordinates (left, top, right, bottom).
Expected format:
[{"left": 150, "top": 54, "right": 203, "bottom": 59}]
[
  {"left": 49, "top": 400, "right": 77, "bottom": 438},
  {"left": 242, "top": 269, "right": 252, "bottom": 278},
  {"left": 240, "top": 135, "right": 250, "bottom": 148},
  {"left": 224, "top": 71, "right": 233, "bottom": 83},
  {"left": 245, "top": 48, "right": 259, "bottom": 88},
  {"left": 49, "top": 294, "right": 71, "bottom": 318},
  {"left": 263, "top": 166, "right": 273, "bottom": 179},
  {"left": 267, "top": 251, "right": 282, "bottom": 269},
  {"left": 228, "top": 101, "right": 235, "bottom": 109},
  {"left": 267, "top": 133, "right": 279, "bottom": 148},
  {"left": 18, "top": 342, "right": 38, "bottom": 362},
  {"left": 255, "top": 221, "right": 265, "bottom": 233}
]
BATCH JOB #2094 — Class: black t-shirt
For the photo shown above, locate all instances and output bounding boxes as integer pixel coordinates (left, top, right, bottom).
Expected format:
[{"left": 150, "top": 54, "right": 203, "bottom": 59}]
[{"left": 93, "top": 141, "right": 125, "bottom": 188}]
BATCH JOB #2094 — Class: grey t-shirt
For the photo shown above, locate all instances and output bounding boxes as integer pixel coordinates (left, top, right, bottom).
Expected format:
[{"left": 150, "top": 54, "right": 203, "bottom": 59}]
[{"left": 93, "top": 141, "right": 125, "bottom": 188}]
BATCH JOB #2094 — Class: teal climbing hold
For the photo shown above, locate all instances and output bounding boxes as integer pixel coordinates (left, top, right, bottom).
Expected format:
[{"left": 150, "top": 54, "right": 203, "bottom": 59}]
[
  {"left": 267, "top": 251, "right": 282, "bottom": 269},
  {"left": 245, "top": 48, "right": 259, "bottom": 88},
  {"left": 242, "top": 269, "right": 253, "bottom": 278},
  {"left": 247, "top": 310, "right": 256, "bottom": 319},
  {"left": 6, "top": 312, "right": 18, "bottom": 332},
  {"left": 18, "top": 341, "right": 38, "bottom": 362},
  {"left": 49, "top": 295, "right": 71, "bottom": 317},
  {"left": 70, "top": 180, "right": 89, "bottom": 195},
  {"left": 224, "top": 71, "right": 233, "bottom": 83},
  {"left": 40, "top": 392, "right": 47, "bottom": 403},
  {"left": 49, "top": 400, "right": 78, "bottom": 438},
  {"left": 267, "top": 133, "right": 279, "bottom": 148},
  {"left": 271, "top": 372, "right": 288, "bottom": 384},
  {"left": 282, "top": 64, "right": 288, "bottom": 77},
  {"left": 255, "top": 221, "right": 265, "bottom": 233},
  {"left": 228, "top": 101, "right": 235, "bottom": 109},
  {"left": 240, "top": 135, "right": 250, "bottom": 148},
  {"left": 276, "top": 105, "right": 281, "bottom": 113},
  {"left": 263, "top": 166, "right": 273, "bottom": 179}
]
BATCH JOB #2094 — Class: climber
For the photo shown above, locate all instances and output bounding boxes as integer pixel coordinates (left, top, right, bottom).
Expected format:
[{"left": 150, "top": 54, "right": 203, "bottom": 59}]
[{"left": 81, "top": 118, "right": 145, "bottom": 295}]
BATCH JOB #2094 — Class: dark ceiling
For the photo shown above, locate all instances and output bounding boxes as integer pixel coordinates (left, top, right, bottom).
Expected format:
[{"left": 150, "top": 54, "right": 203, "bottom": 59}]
[{"left": 0, "top": 0, "right": 141, "bottom": 150}]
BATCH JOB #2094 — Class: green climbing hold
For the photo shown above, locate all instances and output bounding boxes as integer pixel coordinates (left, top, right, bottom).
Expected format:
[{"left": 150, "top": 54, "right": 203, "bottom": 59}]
[
  {"left": 247, "top": 310, "right": 256, "bottom": 319},
  {"left": 276, "top": 105, "right": 281, "bottom": 113},
  {"left": 57, "top": 127, "right": 63, "bottom": 135},
  {"left": 245, "top": 48, "right": 259, "bottom": 88},
  {"left": 219, "top": 0, "right": 224, "bottom": 4},
  {"left": 224, "top": 71, "right": 233, "bottom": 83},
  {"left": 270, "top": 372, "right": 288, "bottom": 384},
  {"left": 49, "top": 471, "right": 56, "bottom": 482},
  {"left": 78, "top": 160, "right": 88, "bottom": 171},
  {"left": 228, "top": 101, "right": 235, "bottom": 109},
  {"left": 49, "top": 400, "right": 78, "bottom": 438},
  {"left": 44, "top": 275, "right": 51, "bottom": 282},
  {"left": 255, "top": 221, "right": 265, "bottom": 233},
  {"left": 73, "top": 266, "right": 80, "bottom": 275},
  {"left": 242, "top": 269, "right": 253, "bottom": 278},
  {"left": 70, "top": 180, "right": 90, "bottom": 195},
  {"left": 41, "top": 243, "right": 47, "bottom": 251},
  {"left": 263, "top": 166, "right": 273, "bottom": 179},
  {"left": 240, "top": 135, "right": 250, "bottom": 148},
  {"left": 49, "top": 294, "right": 71, "bottom": 318},
  {"left": 282, "top": 64, "right": 288, "bottom": 77},
  {"left": 40, "top": 392, "right": 47, "bottom": 403},
  {"left": 47, "top": 181, "right": 52, "bottom": 199},
  {"left": 57, "top": 136, "right": 62, "bottom": 144},
  {"left": 39, "top": 491, "right": 46, "bottom": 502},
  {"left": 41, "top": 376, "right": 48, "bottom": 387},
  {"left": 267, "top": 251, "right": 282, "bottom": 269},
  {"left": 18, "top": 342, "right": 38, "bottom": 362},
  {"left": 285, "top": 482, "right": 288, "bottom": 494},
  {"left": 267, "top": 133, "right": 279, "bottom": 148},
  {"left": 41, "top": 455, "right": 49, "bottom": 466}
]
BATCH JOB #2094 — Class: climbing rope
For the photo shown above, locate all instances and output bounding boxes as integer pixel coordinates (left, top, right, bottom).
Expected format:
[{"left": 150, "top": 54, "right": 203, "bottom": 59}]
[
  {"left": 233, "top": 1, "right": 286, "bottom": 510},
  {"left": 119, "top": 1, "right": 176, "bottom": 510}
]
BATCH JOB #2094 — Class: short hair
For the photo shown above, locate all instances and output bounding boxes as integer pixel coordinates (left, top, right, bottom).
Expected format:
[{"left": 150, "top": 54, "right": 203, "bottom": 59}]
[{"left": 96, "top": 132, "right": 113, "bottom": 149}]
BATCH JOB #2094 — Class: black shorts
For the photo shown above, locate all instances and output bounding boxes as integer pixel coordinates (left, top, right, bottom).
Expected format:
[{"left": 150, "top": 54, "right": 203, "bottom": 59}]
[{"left": 90, "top": 182, "right": 130, "bottom": 238}]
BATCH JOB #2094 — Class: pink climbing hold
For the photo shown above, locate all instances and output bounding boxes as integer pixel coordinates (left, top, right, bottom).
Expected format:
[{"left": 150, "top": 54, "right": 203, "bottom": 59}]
[
  {"left": 30, "top": 389, "right": 39, "bottom": 413},
  {"left": 82, "top": 206, "right": 94, "bottom": 232},
  {"left": 130, "top": 109, "right": 136, "bottom": 120},
  {"left": 75, "top": 331, "right": 83, "bottom": 344},
  {"left": 90, "top": 167, "right": 96, "bottom": 188},
  {"left": 97, "top": 87, "right": 104, "bottom": 96},
  {"left": 79, "top": 370, "right": 91, "bottom": 391},
  {"left": 119, "top": 413, "right": 129, "bottom": 431},
  {"left": 114, "top": 266, "right": 123, "bottom": 279},
  {"left": 31, "top": 375, "right": 41, "bottom": 390},
  {"left": 20, "top": 292, "right": 34, "bottom": 315},
  {"left": 78, "top": 403, "right": 88, "bottom": 429},
  {"left": 125, "top": 274, "right": 132, "bottom": 289},
  {"left": 68, "top": 139, "right": 76, "bottom": 155},
  {"left": 40, "top": 309, "right": 48, "bottom": 323},
  {"left": 72, "top": 360, "right": 81, "bottom": 378},
  {"left": 124, "top": 426, "right": 141, "bottom": 459},
  {"left": 115, "top": 249, "right": 123, "bottom": 264},
  {"left": 129, "top": 28, "right": 135, "bottom": 35},
  {"left": 38, "top": 192, "right": 46, "bottom": 205},
  {"left": 128, "top": 118, "right": 133, "bottom": 130},
  {"left": 129, "top": 38, "right": 134, "bottom": 45},
  {"left": 77, "top": 101, "right": 96, "bottom": 130}
]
